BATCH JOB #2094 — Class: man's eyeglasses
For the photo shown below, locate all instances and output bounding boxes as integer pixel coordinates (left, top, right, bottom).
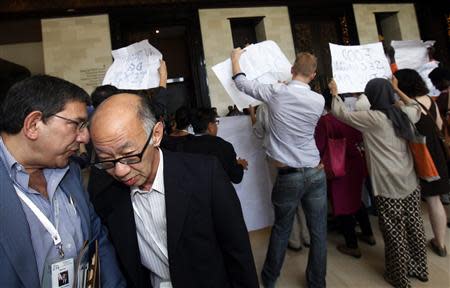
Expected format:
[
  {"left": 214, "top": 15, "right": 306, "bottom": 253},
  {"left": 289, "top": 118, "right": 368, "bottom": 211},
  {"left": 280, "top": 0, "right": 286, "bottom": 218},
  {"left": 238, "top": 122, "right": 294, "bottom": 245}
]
[
  {"left": 215, "top": 119, "right": 220, "bottom": 125},
  {"left": 92, "top": 132, "right": 153, "bottom": 170},
  {"left": 51, "top": 114, "right": 88, "bottom": 132}
]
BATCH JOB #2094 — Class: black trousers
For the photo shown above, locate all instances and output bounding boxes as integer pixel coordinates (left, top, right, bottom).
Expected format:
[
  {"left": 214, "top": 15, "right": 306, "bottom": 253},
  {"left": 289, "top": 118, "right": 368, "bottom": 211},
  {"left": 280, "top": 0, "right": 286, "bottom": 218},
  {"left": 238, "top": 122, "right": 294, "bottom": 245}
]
[{"left": 336, "top": 203, "right": 373, "bottom": 248}]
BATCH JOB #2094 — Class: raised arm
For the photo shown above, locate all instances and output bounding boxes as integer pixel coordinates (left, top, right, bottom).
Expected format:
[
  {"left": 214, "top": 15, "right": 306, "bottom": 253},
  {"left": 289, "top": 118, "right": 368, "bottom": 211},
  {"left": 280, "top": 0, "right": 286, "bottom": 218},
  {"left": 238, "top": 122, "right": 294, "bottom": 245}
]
[
  {"left": 391, "top": 76, "right": 413, "bottom": 105},
  {"left": 231, "top": 48, "right": 277, "bottom": 102},
  {"left": 329, "top": 79, "right": 380, "bottom": 132},
  {"left": 231, "top": 48, "right": 244, "bottom": 76},
  {"left": 159, "top": 59, "right": 168, "bottom": 88}
]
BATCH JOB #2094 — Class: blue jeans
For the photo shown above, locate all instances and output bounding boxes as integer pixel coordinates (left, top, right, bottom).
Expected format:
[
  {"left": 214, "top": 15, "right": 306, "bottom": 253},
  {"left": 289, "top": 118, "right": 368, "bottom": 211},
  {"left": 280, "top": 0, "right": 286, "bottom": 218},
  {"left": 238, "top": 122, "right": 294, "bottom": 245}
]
[{"left": 262, "top": 166, "right": 327, "bottom": 288}]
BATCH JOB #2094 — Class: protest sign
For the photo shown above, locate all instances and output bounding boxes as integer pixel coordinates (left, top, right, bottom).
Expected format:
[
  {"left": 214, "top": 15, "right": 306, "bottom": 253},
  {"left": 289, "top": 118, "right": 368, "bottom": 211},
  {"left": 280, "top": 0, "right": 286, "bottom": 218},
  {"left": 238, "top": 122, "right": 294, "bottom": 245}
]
[
  {"left": 391, "top": 40, "right": 428, "bottom": 70},
  {"left": 102, "top": 40, "right": 162, "bottom": 89},
  {"left": 330, "top": 42, "right": 392, "bottom": 93},
  {"left": 212, "top": 40, "right": 291, "bottom": 110},
  {"left": 217, "top": 115, "right": 275, "bottom": 231}
]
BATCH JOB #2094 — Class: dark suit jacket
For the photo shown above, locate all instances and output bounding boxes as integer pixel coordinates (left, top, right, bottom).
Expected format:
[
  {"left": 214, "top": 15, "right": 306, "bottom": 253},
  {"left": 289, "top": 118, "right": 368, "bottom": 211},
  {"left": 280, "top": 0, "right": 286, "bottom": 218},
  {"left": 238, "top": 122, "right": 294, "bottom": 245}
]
[
  {"left": 0, "top": 160, "right": 125, "bottom": 288},
  {"left": 173, "top": 135, "right": 244, "bottom": 184},
  {"left": 88, "top": 150, "right": 258, "bottom": 288}
]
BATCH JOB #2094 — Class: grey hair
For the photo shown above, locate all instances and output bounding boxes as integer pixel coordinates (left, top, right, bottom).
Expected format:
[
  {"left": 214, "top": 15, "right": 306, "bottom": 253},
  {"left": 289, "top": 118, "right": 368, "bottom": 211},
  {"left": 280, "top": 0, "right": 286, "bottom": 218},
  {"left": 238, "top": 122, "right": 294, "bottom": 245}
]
[{"left": 137, "top": 96, "right": 157, "bottom": 137}]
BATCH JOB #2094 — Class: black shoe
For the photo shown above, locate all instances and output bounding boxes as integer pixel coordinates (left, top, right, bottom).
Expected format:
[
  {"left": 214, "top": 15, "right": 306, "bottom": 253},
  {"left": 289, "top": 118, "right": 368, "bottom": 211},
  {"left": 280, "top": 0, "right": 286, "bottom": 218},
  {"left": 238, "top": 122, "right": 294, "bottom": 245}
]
[
  {"left": 356, "top": 232, "right": 376, "bottom": 246},
  {"left": 287, "top": 244, "right": 302, "bottom": 252},
  {"left": 447, "top": 221, "right": 450, "bottom": 229},
  {"left": 336, "top": 244, "right": 362, "bottom": 258},
  {"left": 430, "top": 238, "right": 447, "bottom": 257}
]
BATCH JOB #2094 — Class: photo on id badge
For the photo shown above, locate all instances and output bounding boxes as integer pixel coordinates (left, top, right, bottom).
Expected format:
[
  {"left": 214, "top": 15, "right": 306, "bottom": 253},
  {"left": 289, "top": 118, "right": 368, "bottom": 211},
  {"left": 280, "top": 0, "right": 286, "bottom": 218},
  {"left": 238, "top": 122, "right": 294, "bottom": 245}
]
[
  {"left": 50, "top": 258, "right": 74, "bottom": 288},
  {"left": 58, "top": 270, "right": 69, "bottom": 286}
]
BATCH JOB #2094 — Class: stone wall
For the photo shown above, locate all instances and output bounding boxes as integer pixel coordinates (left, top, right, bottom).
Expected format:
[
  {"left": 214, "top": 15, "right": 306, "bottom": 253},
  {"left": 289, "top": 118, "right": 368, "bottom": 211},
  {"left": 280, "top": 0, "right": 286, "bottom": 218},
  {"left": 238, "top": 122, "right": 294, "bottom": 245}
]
[
  {"left": 199, "top": 6, "right": 295, "bottom": 115},
  {"left": 41, "top": 14, "right": 112, "bottom": 94}
]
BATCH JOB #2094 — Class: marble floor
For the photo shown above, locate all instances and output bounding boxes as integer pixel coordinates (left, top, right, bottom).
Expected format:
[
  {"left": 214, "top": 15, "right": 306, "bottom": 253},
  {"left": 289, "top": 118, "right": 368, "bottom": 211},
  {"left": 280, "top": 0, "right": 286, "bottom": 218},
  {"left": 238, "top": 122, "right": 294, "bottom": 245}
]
[{"left": 249, "top": 206, "right": 450, "bottom": 288}]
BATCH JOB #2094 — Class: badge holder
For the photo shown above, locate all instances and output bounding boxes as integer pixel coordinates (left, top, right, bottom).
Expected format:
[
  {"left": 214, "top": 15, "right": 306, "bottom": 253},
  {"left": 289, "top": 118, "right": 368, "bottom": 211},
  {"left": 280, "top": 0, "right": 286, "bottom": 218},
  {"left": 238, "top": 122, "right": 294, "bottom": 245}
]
[{"left": 73, "top": 240, "right": 100, "bottom": 288}]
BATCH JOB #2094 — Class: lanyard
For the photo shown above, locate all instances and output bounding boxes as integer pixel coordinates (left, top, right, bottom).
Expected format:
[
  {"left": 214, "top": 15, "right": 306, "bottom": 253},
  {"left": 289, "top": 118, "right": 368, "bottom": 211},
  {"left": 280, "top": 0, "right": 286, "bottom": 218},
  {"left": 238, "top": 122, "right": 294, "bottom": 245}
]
[{"left": 14, "top": 184, "right": 65, "bottom": 258}]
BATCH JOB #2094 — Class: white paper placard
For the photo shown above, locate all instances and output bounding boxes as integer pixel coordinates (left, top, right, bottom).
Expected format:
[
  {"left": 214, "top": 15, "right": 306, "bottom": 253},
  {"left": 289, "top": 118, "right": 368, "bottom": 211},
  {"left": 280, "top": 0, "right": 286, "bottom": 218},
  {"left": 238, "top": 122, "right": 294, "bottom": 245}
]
[
  {"left": 217, "top": 115, "right": 275, "bottom": 231},
  {"left": 330, "top": 42, "right": 392, "bottom": 93},
  {"left": 391, "top": 40, "right": 429, "bottom": 70},
  {"left": 102, "top": 40, "right": 162, "bottom": 89},
  {"left": 212, "top": 40, "right": 292, "bottom": 110}
]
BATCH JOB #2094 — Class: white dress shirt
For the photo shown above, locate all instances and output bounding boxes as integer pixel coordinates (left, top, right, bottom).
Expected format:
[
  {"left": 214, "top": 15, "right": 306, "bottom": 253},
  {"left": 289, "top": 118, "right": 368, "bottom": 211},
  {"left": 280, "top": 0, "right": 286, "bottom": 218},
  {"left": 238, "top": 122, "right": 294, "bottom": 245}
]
[
  {"left": 234, "top": 76, "right": 324, "bottom": 168},
  {"left": 130, "top": 149, "right": 172, "bottom": 288}
]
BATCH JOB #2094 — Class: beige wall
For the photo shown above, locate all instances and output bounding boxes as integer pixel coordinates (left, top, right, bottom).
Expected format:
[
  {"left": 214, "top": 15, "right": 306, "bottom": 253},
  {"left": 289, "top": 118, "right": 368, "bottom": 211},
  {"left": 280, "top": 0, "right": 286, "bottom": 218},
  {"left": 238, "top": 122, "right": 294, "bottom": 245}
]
[
  {"left": 41, "top": 14, "right": 112, "bottom": 94},
  {"left": 199, "top": 7, "right": 295, "bottom": 115},
  {"left": 0, "top": 42, "right": 44, "bottom": 75},
  {"left": 353, "top": 3, "right": 420, "bottom": 44}
]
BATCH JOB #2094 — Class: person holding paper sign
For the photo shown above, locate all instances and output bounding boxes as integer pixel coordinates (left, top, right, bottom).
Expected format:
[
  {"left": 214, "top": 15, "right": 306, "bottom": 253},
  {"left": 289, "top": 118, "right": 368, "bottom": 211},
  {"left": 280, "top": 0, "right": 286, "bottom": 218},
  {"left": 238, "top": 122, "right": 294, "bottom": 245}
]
[
  {"left": 232, "top": 49, "right": 327, "bottom": 288},
  {"left": 393, "top": 69, "right": 448, "bottom": 257},
  {"left": 330, "top": 78, "right": 428, "bottom": 288},
  {"left": 0, "top": 75, "right": 125, "bottom": 288}
]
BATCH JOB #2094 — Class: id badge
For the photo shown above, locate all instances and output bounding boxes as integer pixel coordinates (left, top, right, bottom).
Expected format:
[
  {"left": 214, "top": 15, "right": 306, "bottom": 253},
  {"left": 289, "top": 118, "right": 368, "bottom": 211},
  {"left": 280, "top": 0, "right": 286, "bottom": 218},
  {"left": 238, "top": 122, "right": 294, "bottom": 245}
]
[
  {"left": 160, "top": 282, "right": 173, "bottom": 288},
  {"left": 42, "top": 257, "right": 75, "bottom": 288}
]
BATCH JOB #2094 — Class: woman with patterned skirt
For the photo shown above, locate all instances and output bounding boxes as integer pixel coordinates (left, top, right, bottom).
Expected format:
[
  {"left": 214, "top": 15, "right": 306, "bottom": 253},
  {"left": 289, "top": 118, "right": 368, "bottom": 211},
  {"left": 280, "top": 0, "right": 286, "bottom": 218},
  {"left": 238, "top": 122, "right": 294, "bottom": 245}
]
[{"left": 330, "top": 78, "right": 428, "bottom": 288}]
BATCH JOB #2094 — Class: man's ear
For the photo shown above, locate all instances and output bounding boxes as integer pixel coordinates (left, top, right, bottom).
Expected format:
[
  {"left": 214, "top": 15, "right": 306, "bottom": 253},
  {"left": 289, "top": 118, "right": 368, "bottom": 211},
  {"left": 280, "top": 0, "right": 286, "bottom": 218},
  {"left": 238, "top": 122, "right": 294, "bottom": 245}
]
[
  {"left": 23, "top": 111, "right": 43, "bottom": 140},
  {"left": 206, "top": 122, "right": 215, "bottom": 135},
  {"left": 152, "top": 121, "right": 164, "bottom": 147}
]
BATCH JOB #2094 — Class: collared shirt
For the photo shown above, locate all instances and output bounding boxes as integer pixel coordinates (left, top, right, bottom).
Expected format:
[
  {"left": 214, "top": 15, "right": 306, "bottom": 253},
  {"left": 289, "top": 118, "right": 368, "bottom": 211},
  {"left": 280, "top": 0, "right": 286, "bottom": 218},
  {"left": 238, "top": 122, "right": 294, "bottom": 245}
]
[
  {"left": 130, "top": 149, "right": 171, "bottom": 288},
  {"left": 234, "top": 75, "right": 324, "bottom": 168},
  {"left": 0, "top": 137, "right": 83, "bottom": 282}
]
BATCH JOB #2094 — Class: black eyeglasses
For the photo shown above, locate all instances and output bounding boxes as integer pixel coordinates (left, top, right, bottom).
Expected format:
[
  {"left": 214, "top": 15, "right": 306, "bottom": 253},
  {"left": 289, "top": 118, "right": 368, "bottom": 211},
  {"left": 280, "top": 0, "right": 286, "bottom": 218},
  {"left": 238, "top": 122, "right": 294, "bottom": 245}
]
[
  {"left": 51, "top": 114, "right": 89, "bottom": 132},
  {"left": 92, "top": 132, "right": 153, "bottom": 170}
]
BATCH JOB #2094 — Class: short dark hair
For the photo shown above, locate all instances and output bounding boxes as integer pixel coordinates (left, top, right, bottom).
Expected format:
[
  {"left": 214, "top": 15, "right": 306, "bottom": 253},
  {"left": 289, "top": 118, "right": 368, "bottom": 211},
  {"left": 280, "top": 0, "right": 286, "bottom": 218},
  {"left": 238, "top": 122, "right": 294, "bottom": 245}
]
[
  {"left": 0, "top": 75, "right": 89, "bottom": 134},
  {"left": 190, "top": 108, "right": 217, "bottom": 134},
  {"left": 429, "top": 67, "right": 450, "bottom": 83},
  {"left": 394, "top": 69, "right": 429, "bottom": 97},
  {"left": 91, "top": 84, "right": 118, "bottom": 108},
  {"left": 174, "top": 106, "right": 190, "bottom": 130}
]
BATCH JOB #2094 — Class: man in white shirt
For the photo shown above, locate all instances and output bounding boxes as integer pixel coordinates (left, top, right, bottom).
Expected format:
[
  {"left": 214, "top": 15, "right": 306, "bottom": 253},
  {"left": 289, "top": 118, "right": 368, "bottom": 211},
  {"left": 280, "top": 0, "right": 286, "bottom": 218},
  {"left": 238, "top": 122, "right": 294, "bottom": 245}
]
[{"left": 232, "top": 49, "right": 327, "bottom": 288}]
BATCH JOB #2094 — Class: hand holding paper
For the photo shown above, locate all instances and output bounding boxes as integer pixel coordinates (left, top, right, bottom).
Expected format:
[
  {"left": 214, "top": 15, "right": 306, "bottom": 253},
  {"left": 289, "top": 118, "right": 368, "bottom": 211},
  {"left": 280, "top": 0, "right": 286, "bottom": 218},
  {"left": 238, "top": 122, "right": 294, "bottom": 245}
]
[
  {"left": 158, "top": 59, "right": 168, "bottom": 88},
  {"left": 329, "top": 42, "right": 391, "bottom": 94},
  {"left": 328, "top": 79, "right": 338, "bottom": 97},
  {"left": 102, "top": 40, "right": 163, "bottom": 90},
  {"left": 213, "top": 40, "right": 292, "bottom": 110}
]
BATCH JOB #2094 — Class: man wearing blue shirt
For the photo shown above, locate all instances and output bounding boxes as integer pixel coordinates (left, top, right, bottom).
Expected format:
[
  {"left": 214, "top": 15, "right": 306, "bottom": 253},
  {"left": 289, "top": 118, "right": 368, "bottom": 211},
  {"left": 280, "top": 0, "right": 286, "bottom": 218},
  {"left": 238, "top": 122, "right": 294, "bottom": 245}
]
[
  {"left": 0, "top": 75, "right": 125, "bottom": 288},
  {"left": 232, "top": 49, "right": 327, "bottom": 288}
]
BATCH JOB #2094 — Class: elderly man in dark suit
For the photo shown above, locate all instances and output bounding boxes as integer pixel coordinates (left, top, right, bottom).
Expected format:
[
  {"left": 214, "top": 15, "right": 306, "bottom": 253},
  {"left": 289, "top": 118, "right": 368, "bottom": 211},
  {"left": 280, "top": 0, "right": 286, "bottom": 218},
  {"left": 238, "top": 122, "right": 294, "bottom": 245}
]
[
  {"left": 0, "top": 75, "right": 125, "bottom": 287},
  {"left": 89, "top": 93, "right": 258, "bottom": 288}
]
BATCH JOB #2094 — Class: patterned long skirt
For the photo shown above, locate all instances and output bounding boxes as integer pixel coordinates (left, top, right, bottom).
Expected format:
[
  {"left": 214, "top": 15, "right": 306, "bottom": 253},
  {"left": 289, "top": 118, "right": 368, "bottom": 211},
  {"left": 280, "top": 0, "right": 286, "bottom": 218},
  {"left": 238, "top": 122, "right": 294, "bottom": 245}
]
[{"left": 375, "top": 188, "right": 428, "bottom": 288}]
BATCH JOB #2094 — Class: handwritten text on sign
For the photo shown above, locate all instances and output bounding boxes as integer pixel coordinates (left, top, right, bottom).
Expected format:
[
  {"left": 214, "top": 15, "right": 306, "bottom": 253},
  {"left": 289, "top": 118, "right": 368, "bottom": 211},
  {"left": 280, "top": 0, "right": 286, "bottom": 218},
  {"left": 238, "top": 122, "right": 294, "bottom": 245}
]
[
  {"left": 102, "top": 40, "right": 162, "bottom": 90},
  {"left": 330, "top": 42, "right": 391, "bottom": 93}
]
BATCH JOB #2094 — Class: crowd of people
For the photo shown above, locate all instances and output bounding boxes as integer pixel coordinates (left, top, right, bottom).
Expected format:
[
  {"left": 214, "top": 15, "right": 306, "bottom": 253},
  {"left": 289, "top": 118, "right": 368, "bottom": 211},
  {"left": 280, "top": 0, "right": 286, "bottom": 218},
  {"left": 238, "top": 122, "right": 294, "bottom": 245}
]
[{"left": 0, "top": 42, "right": 449, "bottom": 288}]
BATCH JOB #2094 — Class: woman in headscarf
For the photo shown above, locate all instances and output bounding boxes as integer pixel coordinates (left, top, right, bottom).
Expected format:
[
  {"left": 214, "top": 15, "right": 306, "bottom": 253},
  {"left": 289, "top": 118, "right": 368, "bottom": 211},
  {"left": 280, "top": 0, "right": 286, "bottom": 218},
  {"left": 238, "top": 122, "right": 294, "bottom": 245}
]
[
  {"left": 330, "top": 78, "right": 428, "bottom": 288},
  {"left": 394, "top": 69, "right": 448, "bottom": 257}
]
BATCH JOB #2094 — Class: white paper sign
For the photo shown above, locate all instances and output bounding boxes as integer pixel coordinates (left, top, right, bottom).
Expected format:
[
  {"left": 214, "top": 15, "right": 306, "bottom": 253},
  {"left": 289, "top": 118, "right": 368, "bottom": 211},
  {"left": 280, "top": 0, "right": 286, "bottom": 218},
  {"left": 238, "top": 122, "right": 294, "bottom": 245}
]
[
  {"left": 217, "top": 115, "right": 275, "bottom": 231},
  {"left": 212, "top": 40, "right": 292, "bottom": 110},
  {"left": 102, "top": 40, "right": 162, "bottom": 89},
  {"left": 417, "top": 60, "right": 441, "bottom": 96},
  {"left": 330, "top": 42, "right": 392, "bottom": 93},
  {"left": 391, "top": 40, "right": 429, "bottom": 70}
]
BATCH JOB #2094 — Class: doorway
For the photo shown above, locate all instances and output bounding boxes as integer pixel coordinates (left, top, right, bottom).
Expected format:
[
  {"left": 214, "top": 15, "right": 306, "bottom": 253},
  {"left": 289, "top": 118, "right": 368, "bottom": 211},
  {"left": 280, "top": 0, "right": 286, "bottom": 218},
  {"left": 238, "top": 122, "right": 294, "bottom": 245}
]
[
  {"left": 109, "top": 7, "right": 209, "bottom": 115},
  {"left": 289, "top": 5, "right": 358, "bottom": 93}
]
